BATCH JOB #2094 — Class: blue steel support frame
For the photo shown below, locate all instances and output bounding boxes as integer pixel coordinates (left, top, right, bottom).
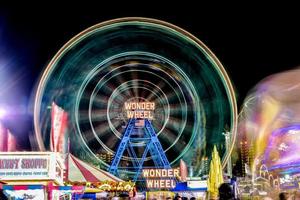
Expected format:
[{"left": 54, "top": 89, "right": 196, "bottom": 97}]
[{"left": 108, "top": 118, "right": 171, "bottom": 182}]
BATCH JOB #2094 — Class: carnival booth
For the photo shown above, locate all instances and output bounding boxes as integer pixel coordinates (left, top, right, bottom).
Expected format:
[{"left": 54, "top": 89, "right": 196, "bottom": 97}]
[
  {"left": 0, "top": 152, "right": 135, "bottom": 199},
  {"left": 66, "top": 154, "right": 135, "bottom": 199},
  {"left": 67, "top": 154, "right": 122, "bottom": 183},
  {"left": 0, "top": 151, "right": 83, "bottom": 199}
]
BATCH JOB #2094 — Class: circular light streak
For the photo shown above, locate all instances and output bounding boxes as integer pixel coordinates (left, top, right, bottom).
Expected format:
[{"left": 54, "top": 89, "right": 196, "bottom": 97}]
[{"left": 33, "top": 17, "right": 237, "bottom": 171}]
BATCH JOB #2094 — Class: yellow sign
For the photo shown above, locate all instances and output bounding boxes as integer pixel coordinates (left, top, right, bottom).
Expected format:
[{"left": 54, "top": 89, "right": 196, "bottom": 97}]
[
  {"left": 124, "top": 102, "right": 155, "bottom": 119},
  {"left": 142, "top": 168, "right": 179, "bottom": 189}
]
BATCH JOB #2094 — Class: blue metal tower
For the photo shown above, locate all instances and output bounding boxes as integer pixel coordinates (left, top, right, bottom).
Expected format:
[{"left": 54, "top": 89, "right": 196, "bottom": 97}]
[{"left": 109, "top": 118, "right": 171, "bottom": 181}]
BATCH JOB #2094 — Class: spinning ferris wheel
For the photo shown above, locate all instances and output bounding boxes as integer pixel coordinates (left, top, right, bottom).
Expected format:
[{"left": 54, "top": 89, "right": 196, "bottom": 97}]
[{"left": 33, "top": 18, "right": 237, "bottom": 179}]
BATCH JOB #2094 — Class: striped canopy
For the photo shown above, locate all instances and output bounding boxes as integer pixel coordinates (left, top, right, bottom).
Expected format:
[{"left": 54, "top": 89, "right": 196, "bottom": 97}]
[{"left": 68, "top": 154, "right": 122, "bottom": 182}]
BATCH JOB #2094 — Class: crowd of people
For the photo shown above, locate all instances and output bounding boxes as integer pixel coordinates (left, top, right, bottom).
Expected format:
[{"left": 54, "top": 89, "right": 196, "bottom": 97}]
[
  {"left": 217, "top": 182, "right": 300, "bottom": 200},
  {"left": 171, "top": 196, "right": 196, "bottom": 200}
]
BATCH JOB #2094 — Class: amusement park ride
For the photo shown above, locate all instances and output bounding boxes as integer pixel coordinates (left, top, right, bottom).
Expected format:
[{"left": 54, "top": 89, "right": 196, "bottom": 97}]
[{"left": 33, "top": 18, "right": 237, "bottom": 186}]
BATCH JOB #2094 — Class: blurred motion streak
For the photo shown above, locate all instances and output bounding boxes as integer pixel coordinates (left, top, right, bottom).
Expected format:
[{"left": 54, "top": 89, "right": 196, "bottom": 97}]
[{"left": 239, "top": 68, "right": 300, "bottom": 177}]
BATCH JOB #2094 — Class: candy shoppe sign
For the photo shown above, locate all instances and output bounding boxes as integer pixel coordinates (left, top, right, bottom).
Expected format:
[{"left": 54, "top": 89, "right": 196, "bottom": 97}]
[
  {"left": 0, "top": 158, "right": 47, "bottom": 169},
  {"left": 0, "top": 152, "right": 64, "bottom": 184}
]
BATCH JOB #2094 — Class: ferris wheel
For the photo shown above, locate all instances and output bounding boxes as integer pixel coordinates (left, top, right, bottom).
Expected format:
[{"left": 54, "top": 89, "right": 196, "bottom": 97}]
[{"left": 33, "top": 18, "right": 237, "bottom": 177}]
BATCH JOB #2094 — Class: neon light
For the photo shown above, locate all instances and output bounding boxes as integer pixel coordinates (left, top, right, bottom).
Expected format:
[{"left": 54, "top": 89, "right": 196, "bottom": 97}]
[
  {"left": 142, "top": 168, "right": 179, "bottom": 178},
  {"left": 124, "top": 102, "right": 155, "bottom": 119},
  {"left": 142, "top": 168, "right": 179, "bottom": 189},
  {"left": 124, "top": 102, "right": 155, "bottom": 110}
]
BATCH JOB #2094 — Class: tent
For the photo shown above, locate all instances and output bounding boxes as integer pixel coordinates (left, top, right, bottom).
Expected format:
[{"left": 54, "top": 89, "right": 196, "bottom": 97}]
[{"left": 67, "top": 154, "right": 123, "bottom": 182}]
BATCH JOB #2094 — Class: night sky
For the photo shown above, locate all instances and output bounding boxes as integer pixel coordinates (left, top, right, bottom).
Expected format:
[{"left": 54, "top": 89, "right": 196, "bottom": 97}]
[{"left": 0, "top": 4, "right": 299, "bottom": 149}]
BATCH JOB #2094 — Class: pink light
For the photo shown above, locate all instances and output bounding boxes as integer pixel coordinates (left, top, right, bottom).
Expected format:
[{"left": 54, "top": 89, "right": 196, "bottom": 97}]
[{"left": 0, "top": 108, "right": 6, "bottom": 119}]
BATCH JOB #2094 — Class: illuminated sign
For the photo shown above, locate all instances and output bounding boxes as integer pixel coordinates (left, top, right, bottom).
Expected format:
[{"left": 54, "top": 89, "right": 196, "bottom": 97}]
[
  {"left": 0, "top": 152, "right": 64, "bottom": 185},
  {"left": 187, "top": 180, "right": 207, "bottom": 189},
  {"left": 0, "top": 158, "right": 47, "bottom": 169},
  {"left": 124, "top": 102, "right": 155, "bottom": 120},
  {"left": 142, "top": 168, "right": 179, "bottom": 189}
]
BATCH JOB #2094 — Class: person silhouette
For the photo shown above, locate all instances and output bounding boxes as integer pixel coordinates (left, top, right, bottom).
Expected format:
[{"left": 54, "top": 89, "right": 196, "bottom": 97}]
[
  {"left": 279, "top": 192, "right": 292, "bottom": 200},
  {"left": 174, "top": 195, "right": 182, "bottom": 200},
  {"left": 218, "top": 183, "right": 235, "bottom": 200}
]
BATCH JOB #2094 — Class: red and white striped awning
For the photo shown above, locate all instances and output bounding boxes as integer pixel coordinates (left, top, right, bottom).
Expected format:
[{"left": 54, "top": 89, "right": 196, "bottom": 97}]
[{"left": 68, "top": 154, "right": 122, "bottom": 182}]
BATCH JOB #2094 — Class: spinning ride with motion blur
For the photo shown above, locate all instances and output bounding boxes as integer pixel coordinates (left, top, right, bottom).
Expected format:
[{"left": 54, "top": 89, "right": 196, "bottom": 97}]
[{"left": 33, "top": 18, "right": 238, "bottom": 186}]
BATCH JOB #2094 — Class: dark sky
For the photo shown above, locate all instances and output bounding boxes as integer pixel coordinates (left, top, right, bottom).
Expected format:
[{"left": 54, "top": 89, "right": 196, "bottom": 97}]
[{"left": 0, "top": 4, "right": 299, "bottom": 148}]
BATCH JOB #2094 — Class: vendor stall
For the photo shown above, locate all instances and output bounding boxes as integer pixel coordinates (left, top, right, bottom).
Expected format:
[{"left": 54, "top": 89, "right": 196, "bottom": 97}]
[
  {"left": 0, "top": 151, "right": 69, "bottom": 199},
  {"left": 66, "top": 154, "right": 135, "bottom": 199},
  {"left": 0, "top": 152, "right": 135, "bottom": 199},
  {"left": 67, "top": 154, "right": 122, "bottom": 182}
]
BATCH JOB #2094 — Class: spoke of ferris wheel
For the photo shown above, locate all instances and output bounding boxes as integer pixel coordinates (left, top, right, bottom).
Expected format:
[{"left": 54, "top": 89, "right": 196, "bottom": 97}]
[
  {"left": 116, "top": 81, "right": 136, "bottom": 99},
  {"left": 105, "top": 133, "right": 120, "bottom": 148},
  {"left": 108, "top": 85, "right": 127, "bottom": 102},
  {"left": 151, "top": 118, "right": 164, "bottom": 127},
  {"left": 168, "top": 103, "right": 193, "bottom": 114},
  {"left": 145, "top": 81, "right": 166, "bottom": 101},
  {"left": 140, "top": 86, "right": 153, "bottom": 100},
  {"left": 85, "top": 129, "right": 106, "bottom": 143},
  {"left": 113, "top": 67, "right": 126, "bottom": 85},
  {"left": 94, "top": 81, "right": 117, "bottom": 95},
  {"left": 122, "top": 89, "right": 133, "bottom": 98},
  {"left": 79, "top": 109, "right": 107, "bottom": 123},
  {"left": 151, "top": 119, "right": 184, "bottom": 149},
  {"left": 94, "top": 91, "right": 125, "bottom": 105},
  {"left": 86, "top": 121, "right": 123, "bottom": 142},
  {"left": 147, "top": 96, "right": 166, "bottom": 110},
  {"left": 150, "top": 90, "right": 181, "bottom": 103},
  {"left": 159, "top": 127, "right": 185, "bottom": 153},
  {"left": 130, "top": 70, "right": 139, "bottom": 98},
  {"left": 106, "top": 88, "right": 127, "bottom": 103},
  {"left": 94, "top": 124, "right": 112, "bottom": 137},
  {"left": 87, "top": 124, "right": 111, "bottom": 142},
  {"left": 92, "top": 110, "right": 111, "bottom": 121},
  {"left": 128, "top": 86, "right": 137, "bottom": 100},
  {"left": 156, "top": 127, "right": 177, "bottom": 145},
  {"left": 164, "top": 116, "right": 184, "bottom": 131},
  {"left": 81, "top": 130, "right": 96, "bottom": 142},
  {"left": 80, "top": 95, "right": 109, "bottom": 106},
  {"left": 104, "top": 83, "right": 136, "bottom": 104},
  {"left": 115, "top": 81, "right": 133, "bottom": 98},
  {"left": 182, "top": 122, "right": 195, "bottom": 131}
]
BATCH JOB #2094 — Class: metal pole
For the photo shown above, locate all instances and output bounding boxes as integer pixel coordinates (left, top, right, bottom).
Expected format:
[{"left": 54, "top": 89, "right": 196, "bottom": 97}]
[{"left": 223, "top": 131, "right": 232, "bottom": 177}]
